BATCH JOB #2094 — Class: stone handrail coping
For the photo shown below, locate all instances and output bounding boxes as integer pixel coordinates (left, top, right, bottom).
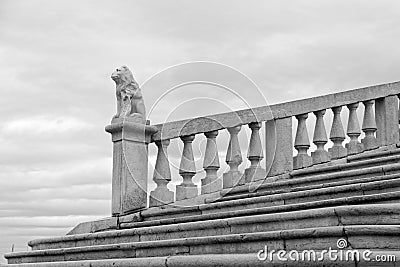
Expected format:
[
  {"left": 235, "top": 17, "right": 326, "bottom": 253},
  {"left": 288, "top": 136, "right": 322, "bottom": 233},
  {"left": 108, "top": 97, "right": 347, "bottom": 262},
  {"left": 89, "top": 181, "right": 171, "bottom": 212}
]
[{"left": 151, "top": 81, "right": 400, "bottom": 141}]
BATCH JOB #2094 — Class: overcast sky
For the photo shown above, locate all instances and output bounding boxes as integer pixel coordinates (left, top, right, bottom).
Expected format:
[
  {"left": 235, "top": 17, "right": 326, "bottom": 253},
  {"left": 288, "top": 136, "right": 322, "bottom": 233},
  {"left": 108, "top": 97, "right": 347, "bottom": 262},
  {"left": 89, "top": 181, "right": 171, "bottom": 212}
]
[{"left": 1, "top": 0, "right": 400, "bottom": 262}]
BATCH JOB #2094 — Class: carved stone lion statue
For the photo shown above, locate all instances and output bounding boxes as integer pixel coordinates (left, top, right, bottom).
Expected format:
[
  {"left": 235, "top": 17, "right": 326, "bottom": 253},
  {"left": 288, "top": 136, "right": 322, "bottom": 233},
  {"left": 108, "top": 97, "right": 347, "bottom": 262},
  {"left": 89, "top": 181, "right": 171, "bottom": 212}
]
[{"left": 111, "top": 65, "right": 146, "bottom": 120}]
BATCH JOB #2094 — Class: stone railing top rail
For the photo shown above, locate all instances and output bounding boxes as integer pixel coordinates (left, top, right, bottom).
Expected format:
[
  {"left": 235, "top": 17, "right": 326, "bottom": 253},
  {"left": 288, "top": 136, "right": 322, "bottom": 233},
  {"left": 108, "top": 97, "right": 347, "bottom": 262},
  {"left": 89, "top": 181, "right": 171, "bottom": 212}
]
[{"left": 151, "top": 81, "right": 400, "bottom": 141}]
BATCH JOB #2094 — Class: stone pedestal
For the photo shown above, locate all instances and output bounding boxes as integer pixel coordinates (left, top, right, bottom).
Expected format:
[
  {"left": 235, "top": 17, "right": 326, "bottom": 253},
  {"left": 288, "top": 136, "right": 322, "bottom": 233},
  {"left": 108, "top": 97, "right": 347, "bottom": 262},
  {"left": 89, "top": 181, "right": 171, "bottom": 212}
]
[
  {"left": 176, "top": 175, "right": 198, "bottom": 201},
  {"left": 328, "top": 145, "right": 347, "bottom": 160},
  {"left": 244, "top": 165, "right": 266, "bottom": 183},
  {"left": 149, "top": 185, "right": 175, "bottom": 207},
  {"left": 375, "top": 95, "right": 400, "bottom": 146},
  {"left": 311, "top": 149, "right": 330, "bottom": 164},
  {"left": 265, "top": 118, "right": 293, "bottom": 176},
  {"left": 105, "top": 116, "right": 157, "bottom": 216},
  {"left": 223, "top": 171, "right": 243, "bottom": 188}
]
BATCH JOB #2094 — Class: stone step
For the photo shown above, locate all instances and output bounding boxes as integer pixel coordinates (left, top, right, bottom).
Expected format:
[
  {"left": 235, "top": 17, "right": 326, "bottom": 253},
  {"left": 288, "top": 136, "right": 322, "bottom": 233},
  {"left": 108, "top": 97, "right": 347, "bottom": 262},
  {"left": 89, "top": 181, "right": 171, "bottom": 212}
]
[
  {"left": 218, "top": 165, "right": 400, "bottom": 203},
  {"left": 119, "top": 191, "right": 400, "bottom": 230},
  {"left": 134, "top": 173, "right": 400, "bottom": 224},
  {"left": 347, "top": 143, "right": 400, "bottom": 163},
  {"left": 2, "top": 251, "right": 400, "bottom": 267},
  {"left": 293, "top": 146, "right": 400, "bottom": 177},
  {"left": 6, "top": 225, "right": 400, "bottom": 264},
  {"left": 221, "top": 161, "right": 400, "bottom": 201},
  {"left": 65, "top": 150, "right": 400, "bottom": 236},
  {"left": 28, "top": 204, "right": 400, "bottom": 251}
]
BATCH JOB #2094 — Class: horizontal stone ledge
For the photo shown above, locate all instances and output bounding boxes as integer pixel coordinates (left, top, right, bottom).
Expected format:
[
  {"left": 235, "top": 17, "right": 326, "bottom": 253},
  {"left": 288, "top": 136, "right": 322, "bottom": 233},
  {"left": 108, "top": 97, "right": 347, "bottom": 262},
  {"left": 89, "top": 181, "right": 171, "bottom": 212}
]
[
  {"left": 0, "top": 252, "right": 380, "bottom": 267},
  {"left": 120, "top": 192, "right": 400, "bottom": 229},
  {"left": 8, "top": 225, "right": 400, "bottom": 263},
  {"left": 151, "top": 81, "right": 400, "bottom": 141},
  {"left": 5, "top": 251, "right": 400, "bottom": 267},
  {"left": 293, "top": 154, "right": 400, "bottom": 178},
  {"left": 29, "top": 204, "right": 400, "bottom": 251},
  {"left": 202, "top": 175, "right": 400, "bottom": 211},
  {"left": 31, "top": 208, "right": 335, "bottom": 250},
  {"left": 347, "top": 144, "right": 400, "bottom": 162},
  {"left": 61, "top": 178, "right": 400, "bottom": 240},
  {"left": 219, "top": 172, "right": 400, "bottom": 204},
  {"left": 135, "top": 174, "right": 400, "bottom": 224},
  {"left": 221, "top": 160, "right": 400, "bottom": 198}
]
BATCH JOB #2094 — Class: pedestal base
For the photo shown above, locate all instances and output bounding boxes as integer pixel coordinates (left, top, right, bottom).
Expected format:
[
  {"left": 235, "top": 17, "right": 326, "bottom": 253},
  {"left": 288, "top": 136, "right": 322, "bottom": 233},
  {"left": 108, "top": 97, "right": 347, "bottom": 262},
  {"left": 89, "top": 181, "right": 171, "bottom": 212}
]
[
  {"left": 176, "top": 184, "right": 198, "bottom": 201},
  {"left": 329, "top": 146, "right": 347, "bottom": 159},
  {"left": 201, "top": 176, "right": 223, "bottom": 194},
  {"left": 244, "top": 166, "right": 267, "bottom": 183},
  {"left": 149, "top": 187, "right": 174, "bottom": 207},
  {"left": 223, "top": 171, "right": 243, "bottom": 188},
  {"left": 311, "top": 150, "right": 330, "bottom": 164},
  {"left": 293, "top": 154, "right": 312, "bottom": 169}
]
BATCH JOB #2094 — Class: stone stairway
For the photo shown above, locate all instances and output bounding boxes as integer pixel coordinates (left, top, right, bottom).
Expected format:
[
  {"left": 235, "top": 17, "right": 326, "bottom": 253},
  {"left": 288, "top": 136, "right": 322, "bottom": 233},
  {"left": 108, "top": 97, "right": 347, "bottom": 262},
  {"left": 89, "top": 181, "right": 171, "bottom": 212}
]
[
  {"left": 4, "top": 145, "right": 400, "bottom": 266},
  {"left": 4, "top": 81, "right": 400, "bottom": 266}
]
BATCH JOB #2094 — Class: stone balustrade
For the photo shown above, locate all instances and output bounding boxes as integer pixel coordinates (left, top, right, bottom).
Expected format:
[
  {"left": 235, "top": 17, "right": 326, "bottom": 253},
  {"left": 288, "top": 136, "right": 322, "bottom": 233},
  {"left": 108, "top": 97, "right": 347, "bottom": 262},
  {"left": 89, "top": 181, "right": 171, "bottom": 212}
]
[{"left": 108, "top": 81, "right": 400, "bottom": 214}]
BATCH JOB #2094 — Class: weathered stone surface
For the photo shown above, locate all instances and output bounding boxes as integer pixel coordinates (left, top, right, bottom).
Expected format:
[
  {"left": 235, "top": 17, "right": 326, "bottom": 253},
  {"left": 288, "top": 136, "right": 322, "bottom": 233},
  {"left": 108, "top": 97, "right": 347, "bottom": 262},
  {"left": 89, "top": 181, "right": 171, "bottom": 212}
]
[
  {"left": 223, "top": 126, "right": 244, "bottom": 188},
  {"left": 105, "top": 117, "right": 157, "bottom": 215},
  {"left": 346, "top": 225, "right": 400, "bottom": 249},
  {"left": 118, "top": 212, "right": 142, "bottom": 224},
  {"left": 293, "top": 113, "right": 313, "bottom": 170},
  {"left": 375, "top": 95, "right": 400, "bottom": 146},
  {"left": 202, "top": 131, "right": 222, "bottom": 194},
  {"left": 15, "top": 225, "right": 400, "bottom": 264},
  {"left": 335, "top": 204, "right": 400, "bottom": 226},
  {"left": 265, "top": 117, "right": 293, "bottom": 176},
  {"left": 150, "top": 140, "right": 175, "bottom": 207},
  {"left": 329, "top": 106, "right": 347, "bottom": 160},
  {"left": 244, "top": 166, "right": 266, "bottom": 184},
  {"left": 346, "top": 103, "right": 364, "bottom": 155},
  {"left": 361, "top": 100, "right": 379, "bottom": 150},
  {"left": 176, "top": 135, "right": 198, "bottom": 201},
  {"left": 222, "top": 170, "right": 243, "bottom": 188},
  {"left": 66, "top": 217, "right": 117, "bottom": 236}
]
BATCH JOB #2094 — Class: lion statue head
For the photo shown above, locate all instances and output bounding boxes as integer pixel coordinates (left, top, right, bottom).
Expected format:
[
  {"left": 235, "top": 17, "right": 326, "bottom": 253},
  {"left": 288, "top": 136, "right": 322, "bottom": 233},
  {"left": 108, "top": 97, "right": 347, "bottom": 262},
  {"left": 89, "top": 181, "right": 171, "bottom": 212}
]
[{"left": 111, "top": 65, "right": 139, "bottom": 95}]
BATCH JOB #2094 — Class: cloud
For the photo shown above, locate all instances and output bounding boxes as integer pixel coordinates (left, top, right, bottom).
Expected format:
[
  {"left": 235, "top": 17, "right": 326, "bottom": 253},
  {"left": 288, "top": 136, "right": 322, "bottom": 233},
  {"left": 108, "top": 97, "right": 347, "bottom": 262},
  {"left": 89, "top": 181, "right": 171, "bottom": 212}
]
[
  {"left": 0, "top": 215, "right": 102, "bottom": 229},
  {"left": 1, "top": 116, "right": 92, "bottom": 135}
]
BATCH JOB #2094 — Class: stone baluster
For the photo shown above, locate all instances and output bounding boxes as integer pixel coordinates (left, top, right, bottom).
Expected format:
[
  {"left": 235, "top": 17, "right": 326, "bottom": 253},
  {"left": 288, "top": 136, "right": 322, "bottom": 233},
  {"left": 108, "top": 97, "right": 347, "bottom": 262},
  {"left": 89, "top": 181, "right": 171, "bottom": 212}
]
[
  {"left": 244, "top": 122, "right": 266, "bottom": 183},
  {"left": 176, "top": 135, "right": 198, "bottom": 201},
  {"left": 346, "top": 103, "right": 363, "bottom": 155},
  {"left": 293, "top": 113, "right": 312, "bottom": 169},
  {"left": 361, "top": 100, "right": 378, "bottom": 150},
  {"left": 202, "top": 131, "right": 222, "bottom": 194},
  {"left": 149, "top": 140, "right": 174, "bottom": 207},
  {"left": 223, "top": 126, "right": 243, "bottom": 188},
  {"left": 311, "top": 110, "right": 330, "bottom": 164},
  {"left": 328, "top": 106, "right": 347, "bottom": 159}
]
